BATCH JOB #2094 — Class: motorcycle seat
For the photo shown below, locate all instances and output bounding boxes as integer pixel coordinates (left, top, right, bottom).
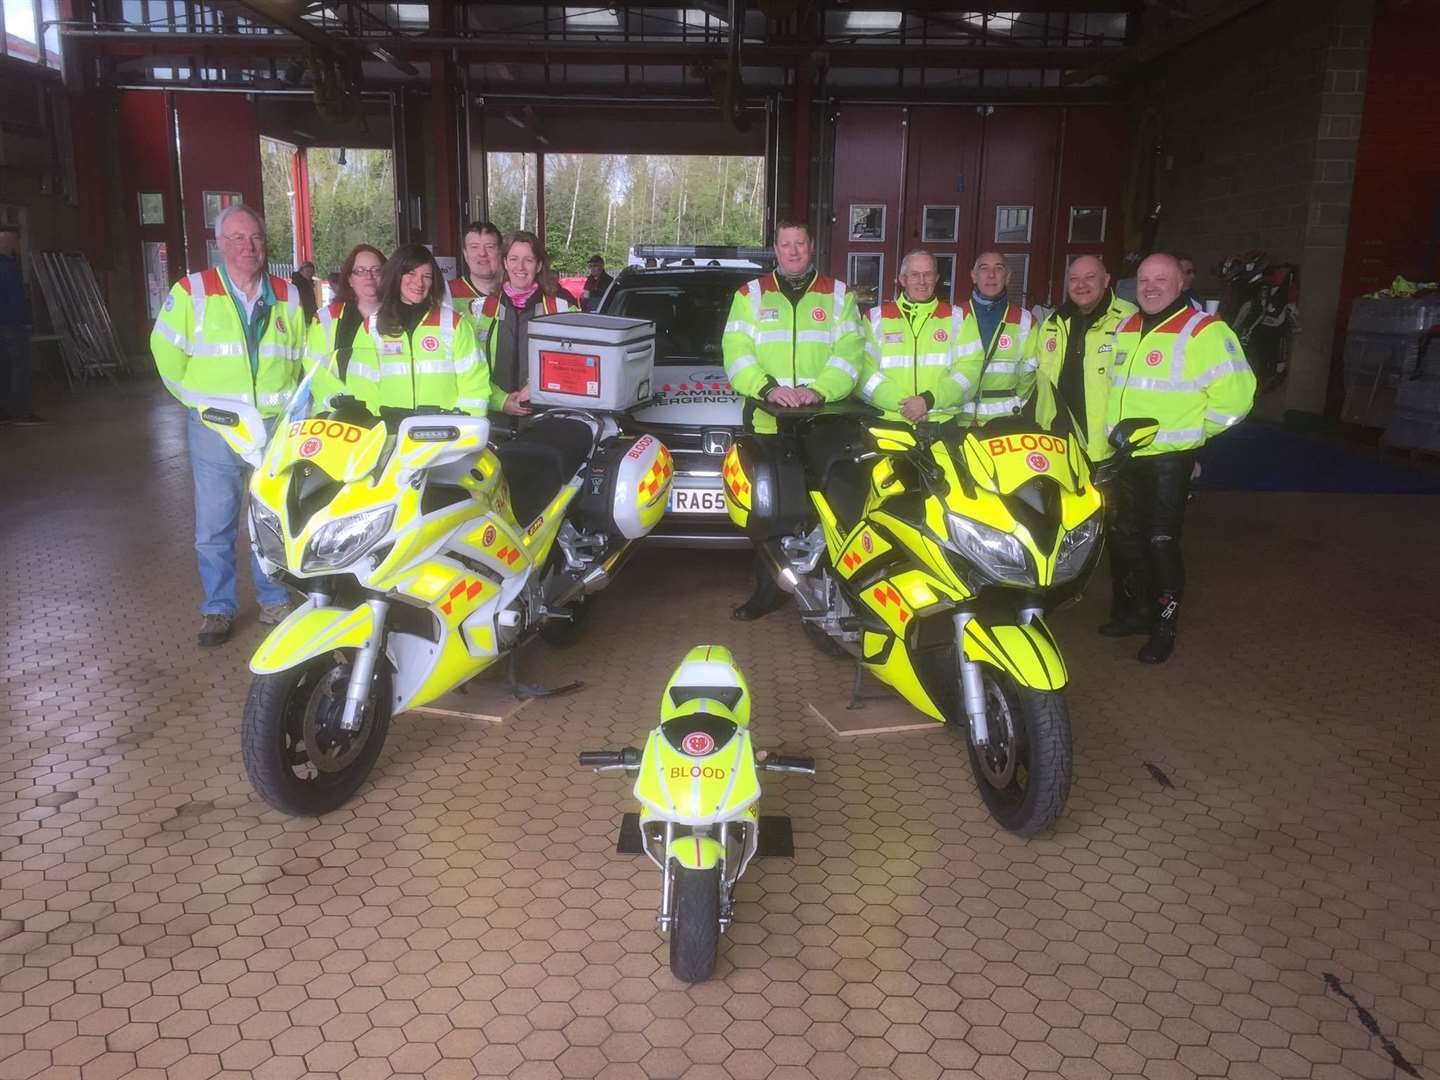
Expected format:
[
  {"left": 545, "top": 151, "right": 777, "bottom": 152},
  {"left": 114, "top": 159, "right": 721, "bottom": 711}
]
[{"left": 494, "top": 416, "right": 596, "bottom": 526}]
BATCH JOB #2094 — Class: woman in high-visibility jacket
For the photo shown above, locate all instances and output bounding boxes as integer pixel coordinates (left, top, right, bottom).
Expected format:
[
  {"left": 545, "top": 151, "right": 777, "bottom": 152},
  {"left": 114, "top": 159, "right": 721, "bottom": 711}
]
[
  {"left": 311, "top": 243, "right": 490, "bottom": 417},
  {"left": 304, "top": 243, "right": 385, "bottom": 407}
]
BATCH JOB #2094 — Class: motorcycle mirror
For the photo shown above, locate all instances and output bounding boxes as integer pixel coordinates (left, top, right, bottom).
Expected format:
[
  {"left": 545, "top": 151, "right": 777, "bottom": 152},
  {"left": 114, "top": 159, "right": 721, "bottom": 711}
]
[{"left": 1107, "top": 417, "right": 1160, "bottom": 455}]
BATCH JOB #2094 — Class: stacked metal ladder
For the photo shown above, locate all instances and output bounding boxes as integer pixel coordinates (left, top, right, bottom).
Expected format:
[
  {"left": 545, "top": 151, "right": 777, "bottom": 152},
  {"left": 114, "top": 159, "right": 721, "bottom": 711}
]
[{"left": 32, "top": 252, "right": 132, "bottom": 389}]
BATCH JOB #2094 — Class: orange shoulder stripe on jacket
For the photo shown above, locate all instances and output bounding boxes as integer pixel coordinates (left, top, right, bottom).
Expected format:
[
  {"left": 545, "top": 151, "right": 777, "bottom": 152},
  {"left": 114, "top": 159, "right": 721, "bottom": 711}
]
[
  {"left": 324, "top": 300, "right": 345, "bottom": 319},
  {"left": 201, "top": 268, "right": 227, "bottom": 297}
]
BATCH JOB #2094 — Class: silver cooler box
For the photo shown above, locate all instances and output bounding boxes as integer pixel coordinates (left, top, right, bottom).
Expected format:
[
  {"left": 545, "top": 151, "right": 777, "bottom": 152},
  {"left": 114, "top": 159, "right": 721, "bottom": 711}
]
[{"left": 527, "top": 312, "right": 655, "bottom": 412}]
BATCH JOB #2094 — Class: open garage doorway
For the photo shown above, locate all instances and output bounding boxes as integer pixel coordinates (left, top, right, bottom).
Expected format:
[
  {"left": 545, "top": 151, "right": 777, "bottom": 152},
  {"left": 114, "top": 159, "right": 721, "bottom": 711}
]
[
  {"left": 260, "top": 138, "right": 397, "bottom": 287},
  {"left": 485, "top": 152, "right": 766, "bottom": 281}
]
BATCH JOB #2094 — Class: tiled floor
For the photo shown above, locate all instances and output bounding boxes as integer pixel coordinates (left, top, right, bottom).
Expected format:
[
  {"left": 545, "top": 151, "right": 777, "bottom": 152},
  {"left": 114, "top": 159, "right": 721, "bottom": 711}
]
[{"left": 3, "top": 383, "right": 1440, "bottom": 1080}]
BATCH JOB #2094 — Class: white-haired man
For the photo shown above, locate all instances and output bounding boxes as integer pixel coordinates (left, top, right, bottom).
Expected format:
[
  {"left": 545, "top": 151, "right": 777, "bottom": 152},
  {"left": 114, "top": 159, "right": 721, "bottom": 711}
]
[
  {"left": 151, "top": 204, "right": 306, "bottom": 646},
  {"left": 858, "top": 250, "right": 982, "bottom": 425}
]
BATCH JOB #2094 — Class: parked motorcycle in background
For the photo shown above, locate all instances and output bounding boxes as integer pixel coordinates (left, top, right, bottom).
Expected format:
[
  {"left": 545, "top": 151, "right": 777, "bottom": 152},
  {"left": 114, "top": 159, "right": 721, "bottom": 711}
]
[{"left": 1219, "top": 251, "right": 1300, "bottom": 393}]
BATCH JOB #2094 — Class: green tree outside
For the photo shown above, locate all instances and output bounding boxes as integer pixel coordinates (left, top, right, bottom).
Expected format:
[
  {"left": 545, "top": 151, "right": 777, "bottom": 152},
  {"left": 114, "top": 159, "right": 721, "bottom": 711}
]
[{"left": 260, "top": 138, "right": 397, "bottom": 276}]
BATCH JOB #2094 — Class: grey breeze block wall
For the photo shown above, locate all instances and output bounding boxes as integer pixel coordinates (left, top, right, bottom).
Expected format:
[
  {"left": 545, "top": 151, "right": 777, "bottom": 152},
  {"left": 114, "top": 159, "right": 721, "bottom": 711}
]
[{"left": 1151, "top": 0, "right": 1374, "bottom": 419}]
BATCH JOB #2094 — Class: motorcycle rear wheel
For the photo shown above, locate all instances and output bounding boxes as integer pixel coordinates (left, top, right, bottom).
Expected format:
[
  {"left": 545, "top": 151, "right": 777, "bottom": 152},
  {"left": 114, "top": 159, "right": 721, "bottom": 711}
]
[
  {"left": 669, "top": 862, "right": 721, "bottom": 983},
  {"left": 242, "top": 652, "right": 393, "bottom": 816},
  {"left": 961, "top": 669, "right": 1072, "bottom": 836}
]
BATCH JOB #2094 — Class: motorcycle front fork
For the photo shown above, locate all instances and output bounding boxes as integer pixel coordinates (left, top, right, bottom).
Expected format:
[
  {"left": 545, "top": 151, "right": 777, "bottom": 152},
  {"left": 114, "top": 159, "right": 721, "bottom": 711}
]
[
  {"left": 954, "top": 607, "right": 1040, "bottom": 749},
  {"left": 340, "top": 598, "right": 390, "bottom": 731},
  {"left": 656, "top": 820, "right": 736, "bottom": 934}
]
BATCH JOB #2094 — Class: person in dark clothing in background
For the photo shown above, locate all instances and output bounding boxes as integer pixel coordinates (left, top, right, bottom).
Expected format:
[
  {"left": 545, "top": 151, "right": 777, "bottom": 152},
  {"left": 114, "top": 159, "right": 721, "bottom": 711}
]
[
  {"left": 580, "top": 255, "right": 614, "bottom": 312},
  {"left": 0, "top": 226, "right": 45, "bottom": 426},
  {"left": 290, "top": 261, "right": 319, "bottom": 325}
]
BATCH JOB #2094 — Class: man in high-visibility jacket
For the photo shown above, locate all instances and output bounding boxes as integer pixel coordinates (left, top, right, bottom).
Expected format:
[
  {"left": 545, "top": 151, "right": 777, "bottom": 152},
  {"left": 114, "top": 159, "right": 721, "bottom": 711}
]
[
  {"left": 448, "top": 221, "right": 503, "bottom": 318},
  {"left": 957, "top": 251, "right": 1036, "bottom": 426},
  {"left": 1103, "top": 252, "right": 1256, "bottom": 664},
  {"left": 721, "top": 218, "right": 863, "bottom": 619},
  {"left": 858, "top": 250, "right": 982, "bottom": 424},
  {"left": 151, "top": 204, "right": 306, "bottom": 647},
  {"left": 1033, "top": 255, "right": 1136, "bottom": 462}
]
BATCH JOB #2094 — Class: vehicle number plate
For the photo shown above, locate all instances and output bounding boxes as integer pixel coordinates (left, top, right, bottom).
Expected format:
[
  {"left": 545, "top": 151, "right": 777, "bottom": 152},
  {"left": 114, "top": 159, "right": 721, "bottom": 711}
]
[{"left": 669, "top": 488, "right": 727, "bottom": 514}]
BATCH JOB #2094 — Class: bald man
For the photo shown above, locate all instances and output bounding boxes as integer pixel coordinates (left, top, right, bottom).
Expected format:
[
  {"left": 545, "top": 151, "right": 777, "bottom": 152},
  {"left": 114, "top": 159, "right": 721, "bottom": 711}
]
[
  {"left": 1103, "top": 253, "right": 1255, "bottom": 663},
  {"left": 1034, "top": 256, "right": 1135, "bottom": 463},
  {"left": 957, "top": 251, "right": 1035, "bottom": 425}
]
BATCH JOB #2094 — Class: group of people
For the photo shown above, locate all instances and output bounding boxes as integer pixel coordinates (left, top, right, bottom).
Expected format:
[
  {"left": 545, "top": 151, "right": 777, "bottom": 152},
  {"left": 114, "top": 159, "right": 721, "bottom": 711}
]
[
  {"left": 150, "top": 200, "right": 1255, "bottom": 665},
  {"left": 721, "top": 220, "right": 1257, "bottom": 665},
  {"left": 151, "top": 205, "right": 587, "bottom": 647}
]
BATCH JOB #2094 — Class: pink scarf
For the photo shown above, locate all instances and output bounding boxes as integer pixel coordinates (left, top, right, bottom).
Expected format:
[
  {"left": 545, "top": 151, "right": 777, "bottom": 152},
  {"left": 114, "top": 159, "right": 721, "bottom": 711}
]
[{"left": 503, "top": 281, "right": 540, "bottom": 308}]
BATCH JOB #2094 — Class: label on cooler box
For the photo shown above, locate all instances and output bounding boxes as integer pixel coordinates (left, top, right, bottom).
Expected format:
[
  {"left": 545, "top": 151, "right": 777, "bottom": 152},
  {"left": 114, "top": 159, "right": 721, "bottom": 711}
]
[{"left": 539, "top": 350, "right": 601, "bottom": 398}]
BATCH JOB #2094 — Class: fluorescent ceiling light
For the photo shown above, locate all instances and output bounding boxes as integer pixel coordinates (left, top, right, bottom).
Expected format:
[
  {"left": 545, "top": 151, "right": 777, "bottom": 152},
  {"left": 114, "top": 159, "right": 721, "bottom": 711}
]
[{"left": 845, "top": 11, "right": 902, "bottom": 32}]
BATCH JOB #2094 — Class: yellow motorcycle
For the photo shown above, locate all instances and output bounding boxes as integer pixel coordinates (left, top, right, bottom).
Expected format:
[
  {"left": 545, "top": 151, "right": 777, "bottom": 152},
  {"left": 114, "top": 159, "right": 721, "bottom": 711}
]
[
  {"left": 580, "top": 645, "right": 814, "bottom": 982},
  {"left": 724, "top": 405, "right": 1155, "bottom": 835},
  {"left": 195, "top": 367, "right": 674, "bottom": 815}
]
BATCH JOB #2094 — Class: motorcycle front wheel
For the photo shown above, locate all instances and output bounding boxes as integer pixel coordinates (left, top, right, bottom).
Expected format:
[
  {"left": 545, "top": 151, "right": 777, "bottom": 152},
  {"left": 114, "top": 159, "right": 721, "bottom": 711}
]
[
  {"left": 242, "top": 652, "right": 393, "bottom": 816},
  {"left": 962, "top": 668, "right": 1072, "bottom": 836},
  {"left": 669, "top": 862, "right": 720, "bottom": 983}
]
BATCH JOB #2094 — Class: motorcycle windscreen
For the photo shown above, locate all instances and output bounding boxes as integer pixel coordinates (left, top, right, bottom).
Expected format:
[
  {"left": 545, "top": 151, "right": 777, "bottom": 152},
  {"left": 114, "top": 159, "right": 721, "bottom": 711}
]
[
  {"left": 265, "top": 368, "right": 386, "bottom": 483},
  {"left": 959, "top": 429, "right": 1083, "bottom": 496}
]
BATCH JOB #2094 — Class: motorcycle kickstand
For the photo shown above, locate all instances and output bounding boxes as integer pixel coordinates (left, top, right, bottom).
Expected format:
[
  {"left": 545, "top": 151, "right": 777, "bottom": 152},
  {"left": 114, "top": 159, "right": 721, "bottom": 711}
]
[
  {"left": 846, "top": 663, "right": 891, "bottom": 711},
  {"left": 506, "top": 648, "right": 583, "bottom": 702}
]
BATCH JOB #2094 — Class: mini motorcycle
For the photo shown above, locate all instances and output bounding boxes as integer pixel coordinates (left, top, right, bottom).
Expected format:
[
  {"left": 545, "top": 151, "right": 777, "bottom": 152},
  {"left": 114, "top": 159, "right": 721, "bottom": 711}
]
[
  {"left": 1219, "top": 251, "right": 1299, "bottom": 393},
  {"left": 195, "top": 366, "right": 674, "bottom": 816},
  {"left": 579, "top": 644, "right": 814, "bottom": 982},
  {"left": 723, "top": 404, "right": 1155, "bottom": 835}
]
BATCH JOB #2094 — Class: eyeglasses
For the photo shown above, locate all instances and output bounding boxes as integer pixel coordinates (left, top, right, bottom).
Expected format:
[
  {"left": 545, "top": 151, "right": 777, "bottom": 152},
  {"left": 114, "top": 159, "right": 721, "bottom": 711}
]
[
  {"left": 904, "top": 271, "right": 939, "bottom": 280},
  {"left": 350, "top": 267, "right": 382, "bottom": 278},
  {"left": 221, "top": 233, "right": 264, "bottom": 245}
]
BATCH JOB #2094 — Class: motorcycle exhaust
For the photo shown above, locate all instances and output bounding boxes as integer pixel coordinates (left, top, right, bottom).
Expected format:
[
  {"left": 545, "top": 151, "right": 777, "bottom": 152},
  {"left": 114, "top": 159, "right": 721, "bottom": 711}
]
[{"left": 757, "top": 539, "right": 827, "bottom": 612}]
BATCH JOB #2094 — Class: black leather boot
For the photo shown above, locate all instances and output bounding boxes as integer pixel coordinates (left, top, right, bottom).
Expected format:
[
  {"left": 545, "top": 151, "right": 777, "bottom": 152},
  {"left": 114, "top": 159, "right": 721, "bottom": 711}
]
[
  {"left": 1138, "top": 594, "right": 1179, "bottom": 664},
  {"left": 732, "top": 568, "right": 785, "bottom": 621},
  {"left": 1098, "top": 576, "right": 1149, "bottom": 637}
]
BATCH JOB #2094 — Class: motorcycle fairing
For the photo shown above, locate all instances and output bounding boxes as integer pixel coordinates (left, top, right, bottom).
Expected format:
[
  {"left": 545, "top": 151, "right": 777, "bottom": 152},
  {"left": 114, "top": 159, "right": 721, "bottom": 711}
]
[
  {"left": 659, "top": 645, "right": 752, "bottom": 729},
  {"left": 633, "top": 711, "right": 761, "bottom": 828},
  {"left": 668, "top": 835, "right": 725, "bottom": 871},
  {"left": 271, "top": 418, "right": 386, "bottom": 483},
  {"left": 960, "top": 430, "right": 1084, "bottom": 497}
]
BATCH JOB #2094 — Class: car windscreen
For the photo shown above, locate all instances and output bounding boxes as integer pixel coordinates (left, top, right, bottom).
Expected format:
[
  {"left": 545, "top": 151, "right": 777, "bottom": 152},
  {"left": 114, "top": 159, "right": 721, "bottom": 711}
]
[{"left": 604, "top": 280, "right": 745, "bottom": 364}]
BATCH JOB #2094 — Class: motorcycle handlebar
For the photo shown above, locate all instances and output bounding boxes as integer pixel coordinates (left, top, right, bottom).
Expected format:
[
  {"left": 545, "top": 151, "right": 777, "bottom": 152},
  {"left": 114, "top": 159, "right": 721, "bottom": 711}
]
[
  {"left": 579, "top": 748, "right": 640, "bottom": 768},
  {"left": 762, "top": 755, "right": 816, "bottom": 775}
]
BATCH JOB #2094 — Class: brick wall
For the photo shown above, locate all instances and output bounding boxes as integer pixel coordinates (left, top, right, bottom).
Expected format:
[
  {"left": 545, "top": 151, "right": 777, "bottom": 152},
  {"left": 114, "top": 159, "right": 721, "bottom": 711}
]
[{"left": 1150, "top": 0, "right": 1373, "bottom": 418}]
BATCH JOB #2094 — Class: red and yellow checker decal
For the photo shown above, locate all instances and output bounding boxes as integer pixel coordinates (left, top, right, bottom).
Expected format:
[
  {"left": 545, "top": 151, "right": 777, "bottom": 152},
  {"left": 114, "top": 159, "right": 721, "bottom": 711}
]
[
  {"left": 637, "top": 445, "right": 674, "bottom": 503},
  {"left": 837, "top": 528, "right": 891, "bottom": 579},
  {"left": 865, "top": 579, "right": 913, "bottom": 634},
  {"left": 722, "top": 445, "right": 751, "bottom": 503},
  {"left": 440, "top": 577, "right": 487, "bottom": 616},
  {"left": 495, "top": 544, "right": 523, "bottom": 567}
]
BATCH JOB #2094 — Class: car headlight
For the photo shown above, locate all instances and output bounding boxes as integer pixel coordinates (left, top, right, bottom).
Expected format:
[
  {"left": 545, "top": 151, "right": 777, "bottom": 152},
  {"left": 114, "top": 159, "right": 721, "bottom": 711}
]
[
  {"left": 249, "top": 502, "right": 287, "bottom": 569},
  {"left": 946, "top": 514, "right": 1035, "bottom": 586},
  {"left": 1053, "top": 517, "right": 1101, "bottom": 583},
  {"left": 301, "top": 507, "right": 394, "bottom": 572}
]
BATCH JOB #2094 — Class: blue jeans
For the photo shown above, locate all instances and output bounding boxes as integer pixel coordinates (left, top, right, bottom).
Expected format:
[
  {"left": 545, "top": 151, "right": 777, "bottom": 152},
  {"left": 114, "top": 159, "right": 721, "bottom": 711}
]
[
  {"left": 186, "top": 411, "right": 289, "bottom": 616},
  {"left": 0, "top": 325, "right": 31, "bottom": 413}
]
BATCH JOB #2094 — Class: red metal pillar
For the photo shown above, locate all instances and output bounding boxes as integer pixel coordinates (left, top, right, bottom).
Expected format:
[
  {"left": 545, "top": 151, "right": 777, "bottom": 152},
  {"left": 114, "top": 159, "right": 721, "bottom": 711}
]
[
  {"left": 290, "top": 145, "right": 315, "bottom": 265},
  {"left": 430, "top": 52, "right": 457, "bottom": 254},
  {"left": 790, "top": 57, "right": 813, "bottom": 218}
]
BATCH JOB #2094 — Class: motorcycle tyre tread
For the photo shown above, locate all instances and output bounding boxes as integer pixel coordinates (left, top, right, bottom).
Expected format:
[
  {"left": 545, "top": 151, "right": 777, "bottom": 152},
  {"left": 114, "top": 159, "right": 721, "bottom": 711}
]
[
  {"left": 965, "top": 676, "right": 1071, "bottom": 838},
  {"left": 242, "top": 657, "right": 393, "bottom": 817},
  {"left": 669, "top": 862, "right": 721, "bottom": 983}
]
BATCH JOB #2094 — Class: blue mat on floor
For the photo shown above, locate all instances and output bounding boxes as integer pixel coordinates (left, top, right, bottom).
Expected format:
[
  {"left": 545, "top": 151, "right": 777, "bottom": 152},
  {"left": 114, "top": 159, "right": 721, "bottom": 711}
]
[{"left": 1196, "top": 422, "right": 1440, "bottom": 494}]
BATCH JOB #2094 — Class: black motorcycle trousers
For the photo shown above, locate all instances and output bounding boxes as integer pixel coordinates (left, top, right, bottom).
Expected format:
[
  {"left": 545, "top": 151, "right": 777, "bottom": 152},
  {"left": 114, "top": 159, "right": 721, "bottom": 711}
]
[{"left": 1107, "top": 450, "right": 1198, "bottom": 603}]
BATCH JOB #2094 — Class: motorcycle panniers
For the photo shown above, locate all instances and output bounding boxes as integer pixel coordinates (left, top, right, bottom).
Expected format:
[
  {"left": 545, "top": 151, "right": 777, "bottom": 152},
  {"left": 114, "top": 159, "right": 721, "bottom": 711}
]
[
  {"left": 724, "top": 435, "right": 810, "bottom": 540},
  {"left": 575, "top": 434, "right": 671, "bottom": 540}
]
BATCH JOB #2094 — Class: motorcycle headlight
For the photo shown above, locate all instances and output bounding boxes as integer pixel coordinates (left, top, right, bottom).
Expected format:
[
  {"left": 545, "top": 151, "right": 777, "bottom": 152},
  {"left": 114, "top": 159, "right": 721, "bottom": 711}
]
[
  {"left": 301, "top": 507, "right": 394, "bottom": 572},
  {"left": 249, "top": 501, "right": 287, "bottom": 569},
  {"left": 946, "top": 515, "right": 1034, "bottom": 586},
  {"left": 1053, "top": 517, "right": 1101, "bottom": 584}
]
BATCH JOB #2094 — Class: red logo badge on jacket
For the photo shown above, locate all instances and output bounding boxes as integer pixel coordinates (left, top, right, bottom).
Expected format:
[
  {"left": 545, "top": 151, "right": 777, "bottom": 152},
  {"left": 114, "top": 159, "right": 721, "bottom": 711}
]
[
  {"left": 811, "top": 308, "right": 827, "bottom": 323},
  {"left": 422, "top": 335, "right": 440, "bottom": 352}
]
